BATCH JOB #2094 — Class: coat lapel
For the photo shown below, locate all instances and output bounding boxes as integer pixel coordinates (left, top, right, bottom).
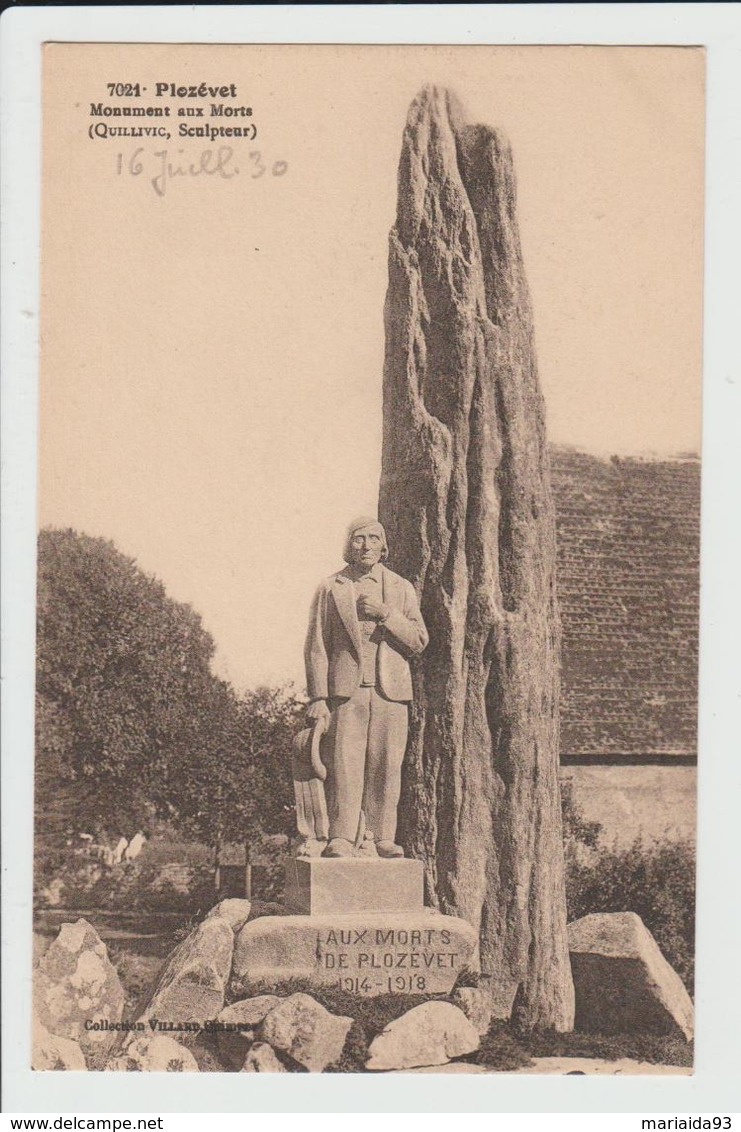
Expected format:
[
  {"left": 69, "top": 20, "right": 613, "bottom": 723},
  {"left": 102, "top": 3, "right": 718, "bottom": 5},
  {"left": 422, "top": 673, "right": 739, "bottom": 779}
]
[
  {"left": 331, "top": 573, "right": 362, "bottom": 659},
  {"left": 380, "top": 565, "right": 402, "bottom": 609}
]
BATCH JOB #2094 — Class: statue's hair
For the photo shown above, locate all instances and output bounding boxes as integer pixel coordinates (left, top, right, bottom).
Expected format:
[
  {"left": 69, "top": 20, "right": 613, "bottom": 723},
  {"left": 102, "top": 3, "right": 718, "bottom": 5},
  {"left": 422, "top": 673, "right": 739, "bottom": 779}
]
[{"left": 342, "top": 516, "right": 389, "bottom": 564}]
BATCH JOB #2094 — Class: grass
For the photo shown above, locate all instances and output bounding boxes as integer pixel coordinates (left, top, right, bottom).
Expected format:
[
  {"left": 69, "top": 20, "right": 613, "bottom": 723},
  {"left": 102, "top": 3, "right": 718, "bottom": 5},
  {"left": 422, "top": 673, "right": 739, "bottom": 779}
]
[
  {"left": 105, "top": 945, "right": 166, "bottom": 1015},
  {"left": 466, "top": 1022, "right": 534, "bottom": 1072},
  {"left": 522, "top": 1027, "right": 693, "bottom": 1068}
]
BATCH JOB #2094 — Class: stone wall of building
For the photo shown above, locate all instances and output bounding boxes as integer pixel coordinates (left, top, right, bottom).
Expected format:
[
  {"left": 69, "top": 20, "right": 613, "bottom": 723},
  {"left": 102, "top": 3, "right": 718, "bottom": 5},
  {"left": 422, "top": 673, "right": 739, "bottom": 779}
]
[{"left": 560, "top": 765, "right": 696, "bottom": 848}]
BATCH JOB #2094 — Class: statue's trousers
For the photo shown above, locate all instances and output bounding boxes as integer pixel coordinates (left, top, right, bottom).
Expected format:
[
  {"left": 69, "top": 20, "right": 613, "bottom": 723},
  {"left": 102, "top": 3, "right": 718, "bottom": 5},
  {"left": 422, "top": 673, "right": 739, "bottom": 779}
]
[{"left": 325, "top": 687, "right": 408, "bottom": 843}]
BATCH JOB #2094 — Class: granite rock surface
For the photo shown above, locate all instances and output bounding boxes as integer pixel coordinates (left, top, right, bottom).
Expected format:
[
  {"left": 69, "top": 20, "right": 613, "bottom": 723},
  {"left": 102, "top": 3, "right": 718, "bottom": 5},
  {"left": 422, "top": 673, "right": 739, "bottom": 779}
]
[
  {"left": 107, "top": 1034, "right": 199, "bottom": 1072},
  {"left": 32, "top": 1017, "right": 88, "bottom": 1071},
  {"left": 259, "top": 992, "right": 352, "bottom": 1072},
  {"left": 366, "top": 1001, "right": 479, "bottom": 1071},
  {"left": 134, "top": 917, "right": 234, "bottom": 1042},
  {"left": 379, "top": 84, "right": 573, "bottom": 1030},
  {"left": 33, "top": 918, "right": 124, "bottom": 1058},
  {"left": 568, "top": 911, "right": 694, "bottom": 1040}
]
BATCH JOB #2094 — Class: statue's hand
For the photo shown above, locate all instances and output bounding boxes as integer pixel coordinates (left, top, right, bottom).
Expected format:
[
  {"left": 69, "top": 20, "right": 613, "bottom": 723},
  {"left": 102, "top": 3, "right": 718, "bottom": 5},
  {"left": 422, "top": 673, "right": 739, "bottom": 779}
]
[
  {"left": 358, "top": 595, "right": 390, "bottom": 622},
  {"left": 306, "top": 698, "right": 331, "bottom": 734}
]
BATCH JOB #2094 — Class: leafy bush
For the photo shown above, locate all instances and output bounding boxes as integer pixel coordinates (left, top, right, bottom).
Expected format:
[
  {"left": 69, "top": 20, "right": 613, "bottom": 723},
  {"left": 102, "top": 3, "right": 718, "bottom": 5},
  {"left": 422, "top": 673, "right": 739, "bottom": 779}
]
[
  {"left": 565, "top": 837, "right": 695, "bottom": 992},
  {"left": 36, "top": 855, "right": 217, "bottom": 917},
  {"left": 561, "top": 780, "right": 602, "bottom": 852},
  {"left": 561, "top": 778, "right": 695, "bottom": 990}
]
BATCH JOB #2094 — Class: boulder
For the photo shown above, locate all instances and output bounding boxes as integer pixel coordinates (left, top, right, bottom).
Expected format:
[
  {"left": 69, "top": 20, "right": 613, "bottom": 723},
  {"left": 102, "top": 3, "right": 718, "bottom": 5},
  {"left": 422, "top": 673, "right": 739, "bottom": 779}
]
[
  {"left": 366, "top": 1001, "right": 479, "bottom": 1071},
  {"left": 241, "top": 1042, "right": 288, "bottom": 1072},
  {"left": 206, "top": 899, "right": 252, "bottom": 933},
  {"left": 33, "top": 918, "right": 124, "bottom": 1057},
  {"left": 135, "top": 917, "right": 234, "bottom": 1041},
  {"left": 218, "top": 994, "right": 280, "bottom": 1027},
  {"left": 213, "top": 995, "right": 280, "bottom": 1070},
  {"left": 259, "top": 993, "right": 352, "bottom": 1072},
  {"left": 452, "top": 986, "right": 493, "bottom": 1037},
  {"left": 106, "top": 1034, "right": 199, "bottom": 1072},
  {"left": 32, "top": 1017, "right": 87, "bottom": 1071},
  {"left": 568, "top": 912, "right": 694, "bottom": 1040}
]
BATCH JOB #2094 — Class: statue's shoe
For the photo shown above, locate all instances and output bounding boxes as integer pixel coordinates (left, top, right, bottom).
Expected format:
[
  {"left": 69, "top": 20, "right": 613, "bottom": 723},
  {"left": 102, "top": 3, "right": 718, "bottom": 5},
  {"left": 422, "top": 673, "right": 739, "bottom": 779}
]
[
  {"left": 322, "top": 838, "right": 355, "bottom": 858},
  {"left": 375, "top": 841, "right": 404, "bottom": 858}
]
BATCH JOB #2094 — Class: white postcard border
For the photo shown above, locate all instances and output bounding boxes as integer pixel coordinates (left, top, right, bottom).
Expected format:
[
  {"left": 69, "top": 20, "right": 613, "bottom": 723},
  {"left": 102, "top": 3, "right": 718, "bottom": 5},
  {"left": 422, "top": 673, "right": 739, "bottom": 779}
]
[{"left": 2, "top": 3, "right": 740, "bottom": 1115}]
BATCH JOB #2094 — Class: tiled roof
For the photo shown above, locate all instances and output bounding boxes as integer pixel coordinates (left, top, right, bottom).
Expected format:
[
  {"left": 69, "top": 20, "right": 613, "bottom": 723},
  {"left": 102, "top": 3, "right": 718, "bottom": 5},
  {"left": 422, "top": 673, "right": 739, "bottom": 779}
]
[{"left": 551, "top": 448, "right": 700, "bottom": 761}]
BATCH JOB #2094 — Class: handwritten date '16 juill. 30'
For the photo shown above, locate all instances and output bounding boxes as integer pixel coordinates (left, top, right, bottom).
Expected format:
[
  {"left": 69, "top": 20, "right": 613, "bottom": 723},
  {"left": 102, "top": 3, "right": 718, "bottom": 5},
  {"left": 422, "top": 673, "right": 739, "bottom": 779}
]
[{"left": 116, "top": 147, "right": 288, "bottom": 198}]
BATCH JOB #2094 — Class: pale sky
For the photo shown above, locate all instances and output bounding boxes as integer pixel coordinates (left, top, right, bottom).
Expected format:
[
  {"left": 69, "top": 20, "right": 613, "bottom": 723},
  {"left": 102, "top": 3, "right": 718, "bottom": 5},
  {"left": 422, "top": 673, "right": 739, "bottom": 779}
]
[{"left": 39, "top": 44, "right": 705, "bottom": 691}]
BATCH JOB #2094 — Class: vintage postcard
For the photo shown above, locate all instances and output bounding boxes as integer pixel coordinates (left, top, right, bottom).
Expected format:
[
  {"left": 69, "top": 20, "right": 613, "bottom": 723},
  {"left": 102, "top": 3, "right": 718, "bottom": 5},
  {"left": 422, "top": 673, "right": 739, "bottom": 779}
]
[
  {"left": 8, "top": 18, "right": 738, "bottom": 1113},
  {"left": 30, "top": 40, "right": 703, "bottom": 1079}
]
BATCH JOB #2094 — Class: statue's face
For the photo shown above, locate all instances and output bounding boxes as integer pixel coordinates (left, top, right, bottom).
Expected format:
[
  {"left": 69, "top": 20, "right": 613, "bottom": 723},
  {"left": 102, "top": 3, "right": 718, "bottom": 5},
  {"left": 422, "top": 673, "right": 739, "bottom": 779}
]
[{"left": 349, "top": 525, "right": 384, "bottom": 569}]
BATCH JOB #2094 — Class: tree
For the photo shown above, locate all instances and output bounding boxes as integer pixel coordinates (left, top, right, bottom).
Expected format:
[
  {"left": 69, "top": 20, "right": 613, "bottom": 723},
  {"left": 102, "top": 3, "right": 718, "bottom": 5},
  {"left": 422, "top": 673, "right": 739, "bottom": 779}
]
[
  {"left": 235, "top": 685, "right": 302, "bottom": 840},
  {"left": 161, "top": 677, "right": 251, "bottom": 882},
  {"left": 167, "top": 683, "right": 302, "bottom": 889},
  {"left": 36, "top": 527, "right": 304, "bottom": 900},
  {"left": 35, "top": 527, "right": 233, "bottom": 848},
  {"left": 379, "top": 88, "right": 574, "bottom": 1029}
]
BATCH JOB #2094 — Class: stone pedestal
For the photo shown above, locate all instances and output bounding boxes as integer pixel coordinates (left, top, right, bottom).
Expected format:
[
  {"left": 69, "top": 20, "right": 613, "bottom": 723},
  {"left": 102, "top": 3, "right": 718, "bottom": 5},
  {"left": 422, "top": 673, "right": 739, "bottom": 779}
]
[
  {"left": 231, "top": 911, "right": 478, "bottom": 998},
  {"left": 228, "top": 855, "right": 480, "bottom": 999},
  {"left": 284, "top": 857, "right": 424, "bottom": 915}
]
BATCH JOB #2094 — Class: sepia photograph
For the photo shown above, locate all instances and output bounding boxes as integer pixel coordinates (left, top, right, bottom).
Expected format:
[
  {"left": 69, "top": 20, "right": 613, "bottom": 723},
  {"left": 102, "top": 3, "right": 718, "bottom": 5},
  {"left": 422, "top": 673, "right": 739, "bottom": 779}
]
[{"left": 21, "top": 37, "right": 708, "bottom": 1088}]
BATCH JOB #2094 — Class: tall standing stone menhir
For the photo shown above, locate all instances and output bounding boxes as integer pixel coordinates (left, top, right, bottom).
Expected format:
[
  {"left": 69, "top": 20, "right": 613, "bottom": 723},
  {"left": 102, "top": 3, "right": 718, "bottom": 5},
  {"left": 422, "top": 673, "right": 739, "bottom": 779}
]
[{"left": 379, "top": 86, "right": 574, "bottom": 1030}]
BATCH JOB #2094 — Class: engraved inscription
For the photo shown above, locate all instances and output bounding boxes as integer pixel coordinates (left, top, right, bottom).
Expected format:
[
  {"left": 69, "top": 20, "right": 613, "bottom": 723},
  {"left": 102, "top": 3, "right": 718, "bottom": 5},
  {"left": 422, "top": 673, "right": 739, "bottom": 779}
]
[{"left": 317, "top": 926, "right": 460, "bottom": 995}]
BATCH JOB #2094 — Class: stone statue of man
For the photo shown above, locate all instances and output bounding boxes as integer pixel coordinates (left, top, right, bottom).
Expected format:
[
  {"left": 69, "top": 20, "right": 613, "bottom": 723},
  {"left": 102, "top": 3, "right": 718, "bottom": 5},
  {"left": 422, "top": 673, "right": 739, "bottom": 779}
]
[{"left": 304, "top": 517, "right": 428, "bottom": 859}]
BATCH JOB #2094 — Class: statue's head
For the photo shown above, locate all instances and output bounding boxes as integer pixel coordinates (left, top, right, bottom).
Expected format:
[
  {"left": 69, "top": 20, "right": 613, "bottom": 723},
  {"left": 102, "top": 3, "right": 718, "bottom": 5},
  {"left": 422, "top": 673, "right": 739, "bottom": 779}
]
[{"left": 343, "top": 516, "right": 388, "bottom": 568}]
